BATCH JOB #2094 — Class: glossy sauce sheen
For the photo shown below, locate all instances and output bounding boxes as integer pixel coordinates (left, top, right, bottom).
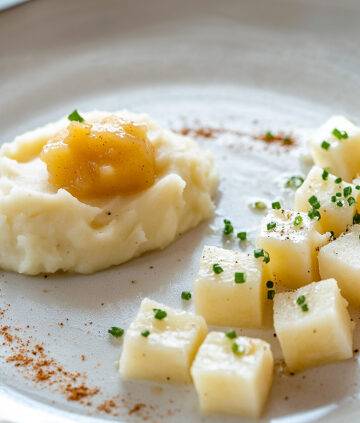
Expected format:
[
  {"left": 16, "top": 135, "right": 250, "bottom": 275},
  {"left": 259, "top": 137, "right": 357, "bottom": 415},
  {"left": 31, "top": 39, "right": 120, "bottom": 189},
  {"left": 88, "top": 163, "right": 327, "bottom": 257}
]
[{"left": 40, "top": 117, "right": 156, "bottom": 199}]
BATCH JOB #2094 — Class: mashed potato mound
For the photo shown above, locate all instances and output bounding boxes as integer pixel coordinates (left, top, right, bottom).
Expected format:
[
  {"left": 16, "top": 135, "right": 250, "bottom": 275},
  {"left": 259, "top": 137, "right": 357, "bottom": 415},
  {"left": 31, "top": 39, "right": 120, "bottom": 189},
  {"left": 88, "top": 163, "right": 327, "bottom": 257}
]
[{"left": 0, "top": 111, "right": 218, "bottom": 274}]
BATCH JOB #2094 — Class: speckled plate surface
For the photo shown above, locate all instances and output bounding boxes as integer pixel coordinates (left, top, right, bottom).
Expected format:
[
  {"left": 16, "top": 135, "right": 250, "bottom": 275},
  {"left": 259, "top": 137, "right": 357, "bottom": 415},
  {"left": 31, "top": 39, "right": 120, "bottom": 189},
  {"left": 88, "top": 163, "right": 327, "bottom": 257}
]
[{"left": 1, "top": 0, "right": 360, "bottom": 422}]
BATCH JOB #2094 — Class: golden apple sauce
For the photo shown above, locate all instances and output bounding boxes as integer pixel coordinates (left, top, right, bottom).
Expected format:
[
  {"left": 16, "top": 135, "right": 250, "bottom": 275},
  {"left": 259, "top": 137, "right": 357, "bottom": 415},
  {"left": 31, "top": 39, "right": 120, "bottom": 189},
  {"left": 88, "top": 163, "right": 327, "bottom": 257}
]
[{"left": 39, "top": 116, "right": 156, "bottom": 199}]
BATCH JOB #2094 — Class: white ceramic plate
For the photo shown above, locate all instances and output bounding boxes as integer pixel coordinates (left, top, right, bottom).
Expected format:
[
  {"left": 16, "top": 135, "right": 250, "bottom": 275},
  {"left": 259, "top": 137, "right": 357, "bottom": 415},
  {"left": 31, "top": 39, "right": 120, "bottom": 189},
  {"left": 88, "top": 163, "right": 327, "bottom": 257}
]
[{"left": 1, "top": 0, "right": 360, "bottom": 422}]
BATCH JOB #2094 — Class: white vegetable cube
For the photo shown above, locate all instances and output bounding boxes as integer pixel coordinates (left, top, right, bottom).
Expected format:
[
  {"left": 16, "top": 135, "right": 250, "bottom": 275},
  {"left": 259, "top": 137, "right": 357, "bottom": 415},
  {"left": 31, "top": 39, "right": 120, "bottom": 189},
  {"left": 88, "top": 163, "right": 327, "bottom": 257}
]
[
  {"left": 194, "top": 246, "right": 266, "bottom": 328},
  {"left": 191, "top": 332, "right": 273, "bottom": 418},
  {"left": 295, "top": 165, "right": 359, "bottom": 236},
  {"left": 257, "top": 209, "right": 328, "bottom": 288},
  {"left": 310, "top": 115, "right": 360, "bottom": 182},
  {"left": 274, "top": 279, "right": 353, "bottom": 372},
  {"left": 319, "top": 225, "right": 360, "bottom": 306},
  {"left": 119, "top": 298, "right": 207, "bottom": 383}
]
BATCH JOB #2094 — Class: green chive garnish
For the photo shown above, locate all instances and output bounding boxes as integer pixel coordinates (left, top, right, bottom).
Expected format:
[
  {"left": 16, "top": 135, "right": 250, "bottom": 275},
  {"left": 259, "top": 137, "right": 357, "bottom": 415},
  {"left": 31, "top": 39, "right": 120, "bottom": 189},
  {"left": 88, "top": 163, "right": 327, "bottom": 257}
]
[
  {"left": 285, "top": 176, "right": 304, "bottom": 189},
  {"left": 335, "top": 177, "right": 342, "bottom": 184},
  {"left": 68, "top": 109, "right": 84, "bottom": 122},
  {"left": 272, "top": 201, "right": 281, "bottom": 210},
  {"left": 321, "top": 140, "right": 330, "bottom": 150},
  {"left": 348, "top": 197, "right": 356, "bottom": 206},
  {"left": 356, "top": 185, "right": 360, "bottom": 190},
  {"left": 301, "top": 304, "right": 309, "bottom": 312},
  {"left": 308, "top": 208, "right": 321, "bottom": 220},
  {"left": 225, "top": 330, "right": 237, "bottom": 339},
  {"left": 181, "top": 291, "right": 192, "bottom": 301},
  {"left": 308, "top": 195, "right": 321, "bottom": 209},
  {"left": 254, "top": 248, "right": 270, "bottom": 263},
  {"left": 223, "top": 219, "right": 234, "bottom": 235},
  {"left": 212, "top": 263, "right": 224, "bottom": 274},
  {"left": 336, "top": 200, "right": 344, "bottom": 207},
  {"left": 322, "top": 168, "right": 330, "bottom": 181},
  {"left": 331, "top": 195, "right": 337, "bottom": 203},
  {"left": 234, "top": 272, "right": 246, "bottom": 283},
  {"left": 294, "top": 215, "right": 303, "bottom": 227},
  {"left": 232, "top": 342, "right": 245, "bottom": 356},
  {"left": 296, "top": 295, "right": 306, "bottom": 305},
  {"left": 237, "top": 231, "right": 247, "bottom": 241},
  {"left": 332, "top": 128, "right": 349, "bottom": 140},
  {"left": 296, "top": 295, "right": 309, "bottom": 312},
  {"left": 344, "top": 186, "right": 352, "bottom": 197},
  {"left": 254, "top": 201, "right": 267, "bottom": 210},
  {"left": 353, "top": 213, "right": 360, "bottom": 224},
  {"left": 108, "top": 326, "right": 124, "bottom": 338},
  {"left": 267, "top": 222, "right": 276, "bottom": 231},
  {"left": 141, "top": 330, "right": 150, "bottom": 337},
  {"left": 263, "top": 250, "right": 270, "bottom": 264},
  {"left": 336, "top": 192, "right": 342, "bottom": 197},
  {"left": 153, "top": 308, "right": 167, "bottom": 320}
]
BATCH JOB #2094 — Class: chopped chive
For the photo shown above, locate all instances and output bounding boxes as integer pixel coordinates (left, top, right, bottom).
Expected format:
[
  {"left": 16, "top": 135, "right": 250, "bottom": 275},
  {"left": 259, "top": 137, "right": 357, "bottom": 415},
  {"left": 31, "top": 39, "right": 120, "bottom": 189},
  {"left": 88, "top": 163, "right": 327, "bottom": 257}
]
[
  {"left": 234, "top": 272, "right": 246, "bottom": 284},
  {"left": 301, "top": 303, "right": 309, "bottom": 312},
  {"left": 108, "top": 326, "right": 124, "bottom": 338},
  {"left": 181, "top": 291, "right": 192, "bottom": 301},
  {"left": 225, "top": 330, "right": 237, "bottom": 339},
  {"left": 348, "top": 196, "right": 356, "bottom": 206},
  {"left": 153, "top": 308, "right": 167, "bottom": 320},
  {"left": 212, "top": 263, "right": 224, "bottom": 274},
  {"left": 353, "top": 213, "right": 360, "bottom": 224},
  {"left": 223, "top": 219, "right": 234, "bottom": 235},
  {"left": 336, "top": 192, "right": 342, "bottom": 197},
  {"left": 336, "top": 200, "right": 344, "bottom": 207},
  {"left": 237, "top": 231, "right": 247, "bottom": 241},
  {"left": 266, "top": 280, "right": 274, "bottom": 288},
  {"left": 308, "top": 195, "right": 320, "bottom": 209},
  {"left": 335, "top": 177, "right": 342, "bottom": 184},
  {"left": 331, "top": 195, "right": 337, "bottom": 203},
  {"left": 232, "top": 342, "right": 245, "bottom": 356},
  {"left": 294, "top": 215, "right": 303, "bottom": 227},
  {"left": 267, "top": 290, "right": 275, "bottom": 300},
  {"left": 272, "top": 201, "right": 281, "bottom": 210},
  {"left": 296, "top": 295, "right": 306, "bottom": 305},
  {"left": 308, "top": 208, "right": 321, "bottom": 220},
  {"left": 68, "top": 109, "right": 84, "bottom": 122},
  {"left": 141, "top": 330, "right": 150, "bottom": 337},
  {"left": 254, "top": 248, "right": 270, "bottom": 263},
  {"left": 332, "top": 128, "right": 349, "bottom": 140},
  {"left": 322, "top": 168, "right": 330, "bottom": 181},
  {"left": 263, "top": 250, "right": 270, "bottom": 263},
  {"left": 321, "top": 140, "right": 330, "bottom": 150},
  {"left": 254, "top": 201, "right": 267, "bottom": 210},
  {"left": 267, "top": 221, "right": 276, "bottom": 231},
  {"left": 344, "top": 186, "right": 352, "bottom": 197},
  {"left": 285, "top": 176, "right": 304, "bottom": 189},
  {"left": 356, "top": 185, "right": 360, "bottom": 190}
]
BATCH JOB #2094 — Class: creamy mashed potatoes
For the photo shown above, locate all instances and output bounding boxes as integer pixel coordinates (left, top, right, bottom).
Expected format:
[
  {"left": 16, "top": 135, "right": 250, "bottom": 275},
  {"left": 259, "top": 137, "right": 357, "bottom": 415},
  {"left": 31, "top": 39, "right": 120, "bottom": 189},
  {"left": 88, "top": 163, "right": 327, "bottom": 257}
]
[{"left": 0, "top": 111, "right": 218, "bottom": 274}]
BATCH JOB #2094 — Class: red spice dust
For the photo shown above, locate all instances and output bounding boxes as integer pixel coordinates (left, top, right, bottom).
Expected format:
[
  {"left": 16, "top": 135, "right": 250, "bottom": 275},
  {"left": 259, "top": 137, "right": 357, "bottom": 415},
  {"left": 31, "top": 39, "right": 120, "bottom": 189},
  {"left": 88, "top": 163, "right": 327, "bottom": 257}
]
[
  {"left": 176, "top": 125, "right": 296, "bottom": 149},
  {"left": 0, "top": 322, "right": 99, "bottom": 404},
  {"left": 97, "top": 399, "right": 117, "bottom": 414},
  {"left": 65, "top": 383, "right": 99, "bottom": 401},
  {"left": 257, "top": 131, "right": 295, "bottom": 147},
  {"left": 129, "top": 403, "right": 146, "bottom": 415},
  {"left": 1, "top": 305, "right": 180, "bottom": 420}
]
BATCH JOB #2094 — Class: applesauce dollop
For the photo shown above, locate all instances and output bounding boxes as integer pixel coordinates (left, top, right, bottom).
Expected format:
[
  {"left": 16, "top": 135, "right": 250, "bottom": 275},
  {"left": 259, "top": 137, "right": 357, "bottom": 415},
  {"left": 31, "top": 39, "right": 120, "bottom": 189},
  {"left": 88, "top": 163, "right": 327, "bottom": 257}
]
[{"left": 40, "top": 116, "right": 156, "bottom": 199}]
